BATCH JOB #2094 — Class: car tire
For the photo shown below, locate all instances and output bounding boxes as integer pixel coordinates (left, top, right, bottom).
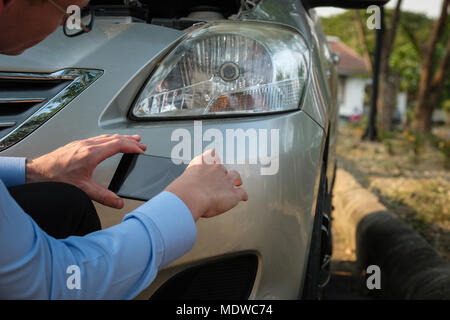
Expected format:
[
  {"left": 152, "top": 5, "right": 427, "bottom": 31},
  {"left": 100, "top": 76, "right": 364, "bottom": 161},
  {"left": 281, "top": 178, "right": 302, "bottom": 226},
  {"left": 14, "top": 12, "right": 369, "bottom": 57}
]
[{"left": 301, "top": 163, "right": 328, "bottom": 300}]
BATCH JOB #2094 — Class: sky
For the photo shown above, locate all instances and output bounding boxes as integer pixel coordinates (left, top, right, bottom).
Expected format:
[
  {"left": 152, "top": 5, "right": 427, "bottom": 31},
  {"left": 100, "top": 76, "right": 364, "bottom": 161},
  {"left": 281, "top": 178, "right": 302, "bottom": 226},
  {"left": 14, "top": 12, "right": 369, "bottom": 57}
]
[{"left": 315, "top": 0, "right": 446, "bottom": 19}]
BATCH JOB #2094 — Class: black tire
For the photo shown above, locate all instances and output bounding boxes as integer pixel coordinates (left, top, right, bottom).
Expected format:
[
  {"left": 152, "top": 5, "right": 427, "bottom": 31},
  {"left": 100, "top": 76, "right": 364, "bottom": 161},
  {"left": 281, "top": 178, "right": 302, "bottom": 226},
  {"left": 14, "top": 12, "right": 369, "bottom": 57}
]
[{"left": 301, "top": 164, "right": 328, "bottom": 300}]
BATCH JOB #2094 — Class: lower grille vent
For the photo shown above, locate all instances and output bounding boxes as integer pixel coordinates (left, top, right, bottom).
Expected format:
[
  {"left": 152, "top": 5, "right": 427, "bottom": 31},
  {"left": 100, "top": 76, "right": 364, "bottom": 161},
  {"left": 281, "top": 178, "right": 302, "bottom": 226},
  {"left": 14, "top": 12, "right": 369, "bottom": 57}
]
[{"left": 151, "top": 253, "right": 259, "bottom": 300}]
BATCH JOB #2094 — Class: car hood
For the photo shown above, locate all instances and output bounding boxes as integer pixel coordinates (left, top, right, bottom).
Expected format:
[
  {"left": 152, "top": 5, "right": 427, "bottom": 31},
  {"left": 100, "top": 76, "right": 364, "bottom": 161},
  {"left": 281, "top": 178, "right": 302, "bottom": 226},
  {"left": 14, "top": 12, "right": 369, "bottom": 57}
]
[{"left": 0, "top": 22, "right": 185, "bottom": 73}]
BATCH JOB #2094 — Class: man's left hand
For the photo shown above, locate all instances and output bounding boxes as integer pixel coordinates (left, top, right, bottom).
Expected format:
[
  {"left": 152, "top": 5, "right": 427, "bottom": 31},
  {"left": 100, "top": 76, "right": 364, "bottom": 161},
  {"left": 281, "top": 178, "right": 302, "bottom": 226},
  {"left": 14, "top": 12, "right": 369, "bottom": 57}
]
[{"left": 26, "top": 134, "right": 147, "bottom": 209}]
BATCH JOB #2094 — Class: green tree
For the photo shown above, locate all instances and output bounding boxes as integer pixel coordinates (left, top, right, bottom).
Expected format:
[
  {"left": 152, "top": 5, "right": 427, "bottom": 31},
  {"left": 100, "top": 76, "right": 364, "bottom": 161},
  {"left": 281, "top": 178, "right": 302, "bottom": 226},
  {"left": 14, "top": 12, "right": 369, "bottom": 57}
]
[
  {"left": 320, "top": 6, "right": 450, "bottom": 132},
  {"left": 412, "top": 0, "right": 450, "bottom": 134}
]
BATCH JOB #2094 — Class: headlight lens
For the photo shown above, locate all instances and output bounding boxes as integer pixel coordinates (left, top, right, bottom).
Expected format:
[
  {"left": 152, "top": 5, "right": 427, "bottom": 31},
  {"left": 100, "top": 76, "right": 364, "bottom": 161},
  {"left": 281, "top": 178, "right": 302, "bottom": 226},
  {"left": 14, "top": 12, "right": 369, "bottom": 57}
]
[{"left": 131, "top": 21, "right": 309, "bottom": 119}]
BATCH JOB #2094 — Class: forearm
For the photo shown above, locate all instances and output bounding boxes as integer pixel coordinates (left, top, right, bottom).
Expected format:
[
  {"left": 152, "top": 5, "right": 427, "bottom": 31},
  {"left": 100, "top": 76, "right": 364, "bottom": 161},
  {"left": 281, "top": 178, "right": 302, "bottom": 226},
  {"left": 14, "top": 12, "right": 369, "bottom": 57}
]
[
  {"left": 48, "top": 217, "right": 161, "bottom": 299},
  {"left": 0, "top": 185, "right": 196, "bottom": 299},
  {"left": 54, "top": 192, "right": 196, "bottom": 299}
]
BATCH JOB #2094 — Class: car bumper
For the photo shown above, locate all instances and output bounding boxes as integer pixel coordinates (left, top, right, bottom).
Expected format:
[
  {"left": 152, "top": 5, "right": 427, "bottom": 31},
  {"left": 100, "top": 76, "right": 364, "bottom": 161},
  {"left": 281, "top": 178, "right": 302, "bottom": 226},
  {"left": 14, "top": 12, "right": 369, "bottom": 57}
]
[{"left": 2, "top": 105, "right": 325, "bottom": 299}]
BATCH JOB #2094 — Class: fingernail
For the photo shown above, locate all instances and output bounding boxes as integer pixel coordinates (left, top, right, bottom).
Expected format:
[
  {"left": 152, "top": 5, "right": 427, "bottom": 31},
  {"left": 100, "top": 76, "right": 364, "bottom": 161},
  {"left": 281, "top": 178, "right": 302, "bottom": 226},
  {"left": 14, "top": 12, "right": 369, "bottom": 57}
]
[{"left": 115, "top": 199, "right": 123, "bottom": 208}]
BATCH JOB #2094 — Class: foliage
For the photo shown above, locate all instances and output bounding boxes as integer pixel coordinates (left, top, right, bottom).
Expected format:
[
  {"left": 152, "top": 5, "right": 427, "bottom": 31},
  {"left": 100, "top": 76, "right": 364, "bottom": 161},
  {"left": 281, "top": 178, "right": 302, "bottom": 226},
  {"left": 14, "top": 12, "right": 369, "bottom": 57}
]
[
  {"left": 320, "top": 8, "right": 450, "bottom": 108},
  {"left": 443, "top": 100, "right": 450, "bottom": 114},
  {"left": 402, "top": 130, "right": 424, "bottom": 156},
  {"left": 380, "top": 129, "right": 450, "bottom": 167}
]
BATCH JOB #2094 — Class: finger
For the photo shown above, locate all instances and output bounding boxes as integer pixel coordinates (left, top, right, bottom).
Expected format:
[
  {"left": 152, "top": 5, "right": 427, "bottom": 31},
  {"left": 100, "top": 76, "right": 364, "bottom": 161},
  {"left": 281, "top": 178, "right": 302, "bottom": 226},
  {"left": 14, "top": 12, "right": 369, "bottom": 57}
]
[
  {"left": 118, "top": 134, "right": 142, "bottom": 142},
  {"left": 218, "top": 163, "right": 228, "bottom": 174},
  {"left": 203, "top": 149, "right": 224, "bottom": 165},
  {"left": 129, "top": 134, "right": 142, "bottom": 142},
  {"left": 82, "top": 181, "right": 124, "bottom": 209},
  {"left": 234, "top": 187, "right": 249, "bottom": 202},
  {"left": 227, "top": 170, "right": 243, "bottom": 186},
  {"left": 87, "top": 134, "right": 144, "bottom": 146},
  {"left": 188, "top": 150, "right": 212, "bottom": 167},
  {"left": 202, "top": 149, "right": 216, "bottom": 165},
  {"left": 91, "top": 138, "right": 146, "bottom": 164}
]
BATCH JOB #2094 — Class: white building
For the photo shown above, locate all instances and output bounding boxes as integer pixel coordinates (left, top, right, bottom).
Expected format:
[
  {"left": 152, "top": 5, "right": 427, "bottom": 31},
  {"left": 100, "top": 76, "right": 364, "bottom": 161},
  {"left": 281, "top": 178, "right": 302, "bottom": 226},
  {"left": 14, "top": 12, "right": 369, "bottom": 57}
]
[{"left": 328, "top": 37, "right": 369, "bottom": 118}]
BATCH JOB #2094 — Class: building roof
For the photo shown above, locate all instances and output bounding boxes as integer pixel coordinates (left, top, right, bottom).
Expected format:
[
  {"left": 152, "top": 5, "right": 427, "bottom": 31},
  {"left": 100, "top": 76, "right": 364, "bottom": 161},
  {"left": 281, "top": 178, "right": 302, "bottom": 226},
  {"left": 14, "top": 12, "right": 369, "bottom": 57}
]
[{"left": 327, "top": 37, "right": 369, "bottom": 77}]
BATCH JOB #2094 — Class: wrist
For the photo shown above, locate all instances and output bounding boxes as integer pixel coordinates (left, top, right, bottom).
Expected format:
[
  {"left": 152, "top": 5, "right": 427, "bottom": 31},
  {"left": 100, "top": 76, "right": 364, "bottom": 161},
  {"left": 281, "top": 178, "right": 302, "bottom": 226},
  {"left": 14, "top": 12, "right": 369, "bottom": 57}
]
[
  {"left": 165, "top": 185, "right": 209, "bottom": 222},
  {"left": 25, "top": 159, "right": 44, "bottom": 183}
]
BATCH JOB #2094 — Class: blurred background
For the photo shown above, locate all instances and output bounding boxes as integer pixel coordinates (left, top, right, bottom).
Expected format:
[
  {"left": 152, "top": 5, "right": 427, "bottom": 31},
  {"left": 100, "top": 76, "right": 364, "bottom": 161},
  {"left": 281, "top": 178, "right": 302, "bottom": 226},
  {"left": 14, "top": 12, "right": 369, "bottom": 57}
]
[{"left": 317, "top": 0, "right": 449, "bottom": 263}]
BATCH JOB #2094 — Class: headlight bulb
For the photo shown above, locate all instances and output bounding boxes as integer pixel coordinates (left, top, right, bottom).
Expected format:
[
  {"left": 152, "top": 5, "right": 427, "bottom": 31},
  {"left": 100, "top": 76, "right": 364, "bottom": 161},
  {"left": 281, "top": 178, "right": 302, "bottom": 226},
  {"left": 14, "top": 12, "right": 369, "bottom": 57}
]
[{"left": 219, "top": 62, "right": 240, "bottom": 82}]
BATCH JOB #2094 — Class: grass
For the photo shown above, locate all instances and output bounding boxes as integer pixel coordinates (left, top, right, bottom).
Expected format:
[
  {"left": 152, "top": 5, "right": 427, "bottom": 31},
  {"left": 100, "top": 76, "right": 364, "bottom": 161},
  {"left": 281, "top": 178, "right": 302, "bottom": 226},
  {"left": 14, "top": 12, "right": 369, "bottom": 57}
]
[{"left": 336, "top": 122, "right": 450, "bottom": 261}]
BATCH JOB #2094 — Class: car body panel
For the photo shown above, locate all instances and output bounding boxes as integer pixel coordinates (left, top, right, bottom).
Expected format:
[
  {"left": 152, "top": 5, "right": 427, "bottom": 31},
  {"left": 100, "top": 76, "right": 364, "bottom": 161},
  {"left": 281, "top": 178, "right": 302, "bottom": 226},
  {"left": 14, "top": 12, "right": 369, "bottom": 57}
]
[
  {"left": 0, "top": 23, "right": 185, "bottom": 73},
  {"left": 248, "top": 0, "right": 338, "bottom": 191}
]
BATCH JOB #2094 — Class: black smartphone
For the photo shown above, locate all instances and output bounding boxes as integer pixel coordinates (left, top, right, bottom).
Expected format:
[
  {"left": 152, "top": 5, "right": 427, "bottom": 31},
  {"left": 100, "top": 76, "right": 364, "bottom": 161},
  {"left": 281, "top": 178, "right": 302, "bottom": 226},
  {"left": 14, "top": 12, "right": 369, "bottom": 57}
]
[{"left": 108, "top": 153, "right": 188, "bottom": 201}]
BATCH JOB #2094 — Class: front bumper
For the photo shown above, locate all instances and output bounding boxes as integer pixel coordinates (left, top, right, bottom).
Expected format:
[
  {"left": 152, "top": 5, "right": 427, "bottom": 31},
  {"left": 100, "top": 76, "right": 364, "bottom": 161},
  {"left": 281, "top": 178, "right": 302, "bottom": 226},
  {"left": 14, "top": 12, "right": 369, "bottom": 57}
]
[{"left": 2, "top": 105, "right": 325, "bottom": 299}]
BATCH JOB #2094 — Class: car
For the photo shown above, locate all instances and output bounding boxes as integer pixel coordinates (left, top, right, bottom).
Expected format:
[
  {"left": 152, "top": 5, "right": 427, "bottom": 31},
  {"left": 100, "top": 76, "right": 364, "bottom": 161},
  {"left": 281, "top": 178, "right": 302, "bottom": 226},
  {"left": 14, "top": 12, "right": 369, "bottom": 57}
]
[{"left": 0, "top": 0, "right": 386, "bottom": 299}]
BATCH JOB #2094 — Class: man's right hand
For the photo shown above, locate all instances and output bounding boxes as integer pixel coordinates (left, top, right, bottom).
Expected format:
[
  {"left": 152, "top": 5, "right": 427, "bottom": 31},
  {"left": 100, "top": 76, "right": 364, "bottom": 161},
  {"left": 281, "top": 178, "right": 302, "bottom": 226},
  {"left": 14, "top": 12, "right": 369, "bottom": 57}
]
[{"left": 165, "top": 150, "right": 248, "bottom": 222}]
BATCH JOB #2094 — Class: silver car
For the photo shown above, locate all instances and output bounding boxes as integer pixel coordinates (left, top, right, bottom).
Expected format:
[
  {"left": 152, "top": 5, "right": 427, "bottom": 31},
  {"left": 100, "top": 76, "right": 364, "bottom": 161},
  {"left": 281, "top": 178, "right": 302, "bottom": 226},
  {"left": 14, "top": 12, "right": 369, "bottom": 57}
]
[{"left": 0, "top": 0, "right": 383, "bottom": 299}]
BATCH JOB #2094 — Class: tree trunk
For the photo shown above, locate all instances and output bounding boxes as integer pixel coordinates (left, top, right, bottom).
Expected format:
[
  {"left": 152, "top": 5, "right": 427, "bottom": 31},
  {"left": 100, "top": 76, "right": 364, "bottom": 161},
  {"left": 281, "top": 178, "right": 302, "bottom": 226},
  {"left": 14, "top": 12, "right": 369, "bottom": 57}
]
[
  {"left": 413, "top": 102, "right": 435, "bottom": 134},
  {"left": 354, "top": 10, "right": 373, "bottom": 75},
  {"left": 377, "top": 0, "right": 402, "bottom": 133},
  {"left": 412, "top": 0, "right": 449, "bottom": 134},
  {"left": 378, "top": 72, "right": 400, "bottom": 132}
]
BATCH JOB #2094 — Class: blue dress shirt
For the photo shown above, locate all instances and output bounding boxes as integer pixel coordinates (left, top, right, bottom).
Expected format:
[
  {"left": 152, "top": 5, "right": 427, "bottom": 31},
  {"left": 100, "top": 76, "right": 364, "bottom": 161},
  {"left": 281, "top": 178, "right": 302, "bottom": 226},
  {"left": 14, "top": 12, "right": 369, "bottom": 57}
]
[{"left": 0, "top": 157, "right": 197, "bottom": 299}]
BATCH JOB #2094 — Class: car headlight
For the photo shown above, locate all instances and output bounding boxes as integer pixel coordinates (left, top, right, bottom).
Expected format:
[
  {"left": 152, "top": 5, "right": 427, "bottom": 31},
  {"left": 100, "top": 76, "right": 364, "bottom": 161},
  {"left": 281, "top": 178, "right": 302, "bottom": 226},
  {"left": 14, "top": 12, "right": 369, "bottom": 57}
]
[{"left": 131, "top": 21, "right": 309, "bottom": 119}]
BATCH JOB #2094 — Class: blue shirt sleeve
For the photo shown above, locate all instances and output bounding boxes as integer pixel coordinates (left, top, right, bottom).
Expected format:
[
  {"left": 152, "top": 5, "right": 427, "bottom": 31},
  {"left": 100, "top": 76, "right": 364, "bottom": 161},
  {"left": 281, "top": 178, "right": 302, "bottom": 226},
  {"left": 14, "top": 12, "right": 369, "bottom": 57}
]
[
  {"left": 0, "top": 179, "right": 197, "bottom": 299},
  {"left": 0, "top": 157, "right": 26, "bottom": 187}
]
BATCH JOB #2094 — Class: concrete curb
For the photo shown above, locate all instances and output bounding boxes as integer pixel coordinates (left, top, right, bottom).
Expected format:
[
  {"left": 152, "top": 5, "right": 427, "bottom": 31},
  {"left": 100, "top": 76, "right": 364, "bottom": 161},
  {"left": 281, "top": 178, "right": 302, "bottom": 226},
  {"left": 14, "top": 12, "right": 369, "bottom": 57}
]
[{"left": 332, "top": 169, "right": 450, "bottom": 299}]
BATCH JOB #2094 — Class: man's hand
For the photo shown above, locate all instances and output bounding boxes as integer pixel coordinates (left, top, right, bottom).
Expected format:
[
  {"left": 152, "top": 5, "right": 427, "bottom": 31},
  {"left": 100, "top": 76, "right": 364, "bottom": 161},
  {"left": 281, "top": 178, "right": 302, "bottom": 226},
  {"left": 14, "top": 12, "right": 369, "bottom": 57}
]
[
  {"left": 26, "top": 134, "right": 147, "bottom": 209},
  {"left": 165, "top": 150, "right": 248, "bottom": 222}
]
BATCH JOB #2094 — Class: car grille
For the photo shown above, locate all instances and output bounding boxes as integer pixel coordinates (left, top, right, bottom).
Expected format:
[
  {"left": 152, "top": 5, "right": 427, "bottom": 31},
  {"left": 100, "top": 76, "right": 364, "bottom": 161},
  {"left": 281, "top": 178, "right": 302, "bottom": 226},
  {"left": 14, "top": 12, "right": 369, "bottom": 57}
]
[
  {"left": 151, "top": 253, "right": 259, "bottom": 300},
  {"left": 0, "top": 69, "right": 103, "bottom": 152}
]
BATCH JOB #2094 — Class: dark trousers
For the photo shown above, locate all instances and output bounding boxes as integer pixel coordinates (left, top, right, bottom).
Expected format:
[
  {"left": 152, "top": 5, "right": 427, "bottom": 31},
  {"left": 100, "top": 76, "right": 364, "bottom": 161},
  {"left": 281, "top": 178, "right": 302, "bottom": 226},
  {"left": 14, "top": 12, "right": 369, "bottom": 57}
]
[{"left": 8, "top": 182, "right": 102, "bottom": 239}]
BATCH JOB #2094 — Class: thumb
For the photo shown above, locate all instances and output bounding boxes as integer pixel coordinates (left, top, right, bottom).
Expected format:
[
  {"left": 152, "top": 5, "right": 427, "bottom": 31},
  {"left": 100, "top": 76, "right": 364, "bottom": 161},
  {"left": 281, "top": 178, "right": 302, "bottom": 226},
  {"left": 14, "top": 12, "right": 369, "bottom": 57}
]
[{"left": 81, "top": 181, "right": 124, "bottom": 209}]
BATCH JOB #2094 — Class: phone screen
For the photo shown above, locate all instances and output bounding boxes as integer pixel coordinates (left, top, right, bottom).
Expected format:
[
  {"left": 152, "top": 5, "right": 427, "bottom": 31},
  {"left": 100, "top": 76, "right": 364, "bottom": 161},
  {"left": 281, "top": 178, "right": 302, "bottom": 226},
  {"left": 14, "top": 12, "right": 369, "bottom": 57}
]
[{"left": 108, "top": 154, "right": 188, "bottom": 201}]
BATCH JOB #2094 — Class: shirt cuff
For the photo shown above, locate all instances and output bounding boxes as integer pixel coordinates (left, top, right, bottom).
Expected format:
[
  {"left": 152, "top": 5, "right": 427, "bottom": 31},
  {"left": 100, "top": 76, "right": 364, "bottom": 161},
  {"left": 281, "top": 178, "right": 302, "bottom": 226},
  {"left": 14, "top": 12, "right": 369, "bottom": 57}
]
[
  {"left": 0, "top": 157, "right": 26, "bottom": 187},
  {"left": 124, "top": 191, "right": 197, "bottom": 268}
]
